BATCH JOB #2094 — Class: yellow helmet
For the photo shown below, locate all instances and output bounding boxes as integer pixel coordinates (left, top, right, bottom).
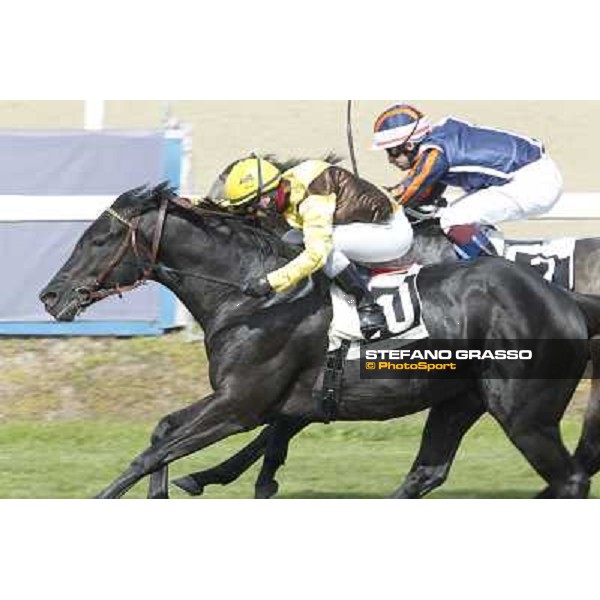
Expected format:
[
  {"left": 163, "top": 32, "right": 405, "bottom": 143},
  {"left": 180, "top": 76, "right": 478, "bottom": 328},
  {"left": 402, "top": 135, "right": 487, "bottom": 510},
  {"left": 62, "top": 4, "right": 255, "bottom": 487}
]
[{"left": 221, "top": 157, "right": 281, "bottom": 208}]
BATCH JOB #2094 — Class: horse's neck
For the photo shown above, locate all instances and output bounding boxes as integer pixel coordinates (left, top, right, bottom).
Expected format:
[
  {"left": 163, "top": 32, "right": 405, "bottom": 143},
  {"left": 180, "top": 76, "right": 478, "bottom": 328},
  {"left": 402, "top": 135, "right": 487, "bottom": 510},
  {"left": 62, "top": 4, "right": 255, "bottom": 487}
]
[{"left": 147, "top": 211, "right": 311, "bottom": 337}]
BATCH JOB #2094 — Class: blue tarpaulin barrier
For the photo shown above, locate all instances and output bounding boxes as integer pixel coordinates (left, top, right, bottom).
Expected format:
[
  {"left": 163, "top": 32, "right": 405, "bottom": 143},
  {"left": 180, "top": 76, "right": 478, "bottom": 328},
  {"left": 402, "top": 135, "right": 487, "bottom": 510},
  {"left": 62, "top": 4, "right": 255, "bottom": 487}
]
[{"left": 0, "top": 129, "right": 186, "bottom": 336}]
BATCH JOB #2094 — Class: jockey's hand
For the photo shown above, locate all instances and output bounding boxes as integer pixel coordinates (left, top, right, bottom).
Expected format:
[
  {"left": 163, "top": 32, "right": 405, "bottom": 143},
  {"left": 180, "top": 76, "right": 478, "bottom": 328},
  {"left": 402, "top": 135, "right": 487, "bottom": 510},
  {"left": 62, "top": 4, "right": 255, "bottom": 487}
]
[
  {"left": 241, "top": 276, "right": 274, "bottom": 298},
  {"left": 385, "top": 184, "right": 405, "bottom": 201}
]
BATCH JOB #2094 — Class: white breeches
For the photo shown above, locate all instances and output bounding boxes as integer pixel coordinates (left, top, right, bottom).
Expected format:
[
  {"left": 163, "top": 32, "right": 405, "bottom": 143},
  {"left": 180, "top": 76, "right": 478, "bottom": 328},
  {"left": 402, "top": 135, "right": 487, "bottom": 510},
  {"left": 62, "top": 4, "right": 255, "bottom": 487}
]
[
  {"left": 325, "top": 210, "right": 413, "bottom": 276},
  {"left": 439, "top": 154, "right": 563, "bottom": 231},
  {"left": 282, "top": 210, "right": 414, "bottom": 278}
]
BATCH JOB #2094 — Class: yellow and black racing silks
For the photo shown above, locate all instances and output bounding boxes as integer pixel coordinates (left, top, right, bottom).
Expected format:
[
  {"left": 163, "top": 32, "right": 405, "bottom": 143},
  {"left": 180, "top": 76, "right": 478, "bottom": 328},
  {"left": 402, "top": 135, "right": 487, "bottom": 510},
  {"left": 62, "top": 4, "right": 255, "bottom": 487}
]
[{"left": 266, "top": 160, "right": 393, "bottom": 292}]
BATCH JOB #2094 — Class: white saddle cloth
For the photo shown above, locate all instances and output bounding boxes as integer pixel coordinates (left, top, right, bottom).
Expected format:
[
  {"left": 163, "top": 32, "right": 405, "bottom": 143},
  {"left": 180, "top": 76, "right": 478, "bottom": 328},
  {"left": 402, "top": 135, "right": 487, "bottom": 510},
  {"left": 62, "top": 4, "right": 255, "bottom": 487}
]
[{"left": 328, "top": 264, "right": 429, "bottom": 359}]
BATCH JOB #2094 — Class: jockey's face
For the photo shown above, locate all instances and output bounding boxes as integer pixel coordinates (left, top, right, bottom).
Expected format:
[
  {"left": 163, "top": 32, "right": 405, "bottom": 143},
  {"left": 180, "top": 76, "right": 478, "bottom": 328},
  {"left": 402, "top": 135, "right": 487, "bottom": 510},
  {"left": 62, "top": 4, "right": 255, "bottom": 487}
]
[
  {"left": 237, "top": 194, "right": 272, "bottom": 217},
  {"left": 251, "top": 189, "right": 281, "bottom": 216},
  {"left": 386, "top": 142, "right": 417, "bottom": 171},
  {"left": 256, "top": 194, "right": 274, "bottom": 212},
  {"left": 243, "top": 182, "right": 289, "bottom": 216}
]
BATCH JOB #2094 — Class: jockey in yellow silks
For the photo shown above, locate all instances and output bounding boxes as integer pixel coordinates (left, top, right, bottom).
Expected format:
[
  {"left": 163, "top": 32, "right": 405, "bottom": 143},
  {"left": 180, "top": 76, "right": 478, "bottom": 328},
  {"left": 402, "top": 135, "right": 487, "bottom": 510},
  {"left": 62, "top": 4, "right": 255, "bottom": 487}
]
[{"left": 215, "top": 156, "right": 413, "bottom": 339}]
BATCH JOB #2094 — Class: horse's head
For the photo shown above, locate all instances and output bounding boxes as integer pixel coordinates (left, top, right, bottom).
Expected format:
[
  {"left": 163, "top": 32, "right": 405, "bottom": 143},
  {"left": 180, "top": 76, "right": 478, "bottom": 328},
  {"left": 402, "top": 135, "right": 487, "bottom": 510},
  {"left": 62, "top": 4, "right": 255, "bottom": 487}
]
[{"left": 40, "top": 183, "right": 173, "bottom": 321}]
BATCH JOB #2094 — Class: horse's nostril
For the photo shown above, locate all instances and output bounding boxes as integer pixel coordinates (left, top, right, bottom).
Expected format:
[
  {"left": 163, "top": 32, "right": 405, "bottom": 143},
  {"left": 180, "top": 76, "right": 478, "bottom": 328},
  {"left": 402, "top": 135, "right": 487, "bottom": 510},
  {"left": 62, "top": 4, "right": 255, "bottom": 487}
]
[
  {"left": 41, "top": 291, "right": 58, "bottom": 308},
  {"left": 75, "top": 287, "right": 92, "bottom": 301}
]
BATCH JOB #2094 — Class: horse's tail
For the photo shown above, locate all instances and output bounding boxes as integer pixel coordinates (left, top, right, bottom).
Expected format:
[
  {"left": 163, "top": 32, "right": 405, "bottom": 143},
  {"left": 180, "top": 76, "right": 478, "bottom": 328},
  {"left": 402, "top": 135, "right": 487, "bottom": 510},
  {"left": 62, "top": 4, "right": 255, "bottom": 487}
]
[{"left": 571, "top": 292, "right": 600, "bottom": 338}]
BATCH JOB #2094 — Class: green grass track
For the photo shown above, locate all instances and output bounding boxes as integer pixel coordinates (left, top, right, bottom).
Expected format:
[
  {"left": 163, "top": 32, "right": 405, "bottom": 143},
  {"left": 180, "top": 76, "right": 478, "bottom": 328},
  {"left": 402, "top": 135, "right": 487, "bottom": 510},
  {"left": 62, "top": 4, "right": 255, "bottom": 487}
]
[{"left": 1, "top": 415, "right": 598, "bottom": 499}]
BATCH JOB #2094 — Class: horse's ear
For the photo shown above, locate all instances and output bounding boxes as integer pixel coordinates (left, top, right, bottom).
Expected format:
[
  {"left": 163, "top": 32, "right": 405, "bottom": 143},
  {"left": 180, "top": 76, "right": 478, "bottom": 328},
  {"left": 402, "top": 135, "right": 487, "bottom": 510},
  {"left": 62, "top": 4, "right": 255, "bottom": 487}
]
[
  {"left": 152, "top": 181, "right": 177, "bottom": 199},
  {"left": 265, "top": 154, "right": 305, "bottom": 172},
  {"left": 322, "top": 150, "right": 345, "bottom": 165},
  {"left": 112, "top": 184, "right": 150, "bottom": 209},
  {"left": 132, "top": 184, "right": 150, "bottom": 195}
]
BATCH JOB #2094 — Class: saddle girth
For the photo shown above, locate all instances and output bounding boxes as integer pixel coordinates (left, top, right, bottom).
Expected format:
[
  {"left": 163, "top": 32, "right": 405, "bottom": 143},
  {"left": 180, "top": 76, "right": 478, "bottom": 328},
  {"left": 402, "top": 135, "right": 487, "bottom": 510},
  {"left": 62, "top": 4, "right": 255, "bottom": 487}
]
[{"left": 315, "top": 339, "right": 352, "bottom": 424}]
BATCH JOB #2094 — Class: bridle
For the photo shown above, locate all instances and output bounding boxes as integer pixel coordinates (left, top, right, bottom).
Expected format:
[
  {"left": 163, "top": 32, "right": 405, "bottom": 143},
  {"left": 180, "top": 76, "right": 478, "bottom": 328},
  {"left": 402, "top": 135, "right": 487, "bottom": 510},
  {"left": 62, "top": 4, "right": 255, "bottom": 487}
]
[
  {"left": 78, "top": 197, "right": 170, "bottom": 306},
  {"left": 75, "top": 196, "right": 244, "bottom": 312}
]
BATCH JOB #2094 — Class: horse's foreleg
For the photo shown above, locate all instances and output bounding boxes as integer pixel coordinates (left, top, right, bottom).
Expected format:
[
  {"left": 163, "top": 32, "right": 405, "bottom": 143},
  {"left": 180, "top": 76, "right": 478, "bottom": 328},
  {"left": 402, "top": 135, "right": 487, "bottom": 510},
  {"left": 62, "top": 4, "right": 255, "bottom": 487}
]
[
  {"left": 96, "top": 393, "right": 251, "bottom": 499},
  {"left": 172, "top": 427, "right": 272, "bottom": 496},
  {"left": 172, "top": 416, "right": 309, "bottom": 498},
  {"left": 148, "top": 468, "right": 169, "bottom": 499},
  {"left": 254, "top": 417, "right": 310, "bottom": 499},
  {"left": 390, "top": 393, "right": 485, "bottom": 499},
  {"left": 146, "top": 413, "right": 181, "bottom": 499},
  {"left": 145, "top": 398, "right": 233, "bottom": 499}
]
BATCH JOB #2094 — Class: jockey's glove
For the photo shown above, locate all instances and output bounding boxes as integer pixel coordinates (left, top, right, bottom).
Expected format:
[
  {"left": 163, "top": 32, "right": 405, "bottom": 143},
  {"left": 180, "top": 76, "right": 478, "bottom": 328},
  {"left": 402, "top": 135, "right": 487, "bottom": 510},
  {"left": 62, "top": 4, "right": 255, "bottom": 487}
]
[{"left": 241, "top": 276, "right": 274, "bottom": 298}]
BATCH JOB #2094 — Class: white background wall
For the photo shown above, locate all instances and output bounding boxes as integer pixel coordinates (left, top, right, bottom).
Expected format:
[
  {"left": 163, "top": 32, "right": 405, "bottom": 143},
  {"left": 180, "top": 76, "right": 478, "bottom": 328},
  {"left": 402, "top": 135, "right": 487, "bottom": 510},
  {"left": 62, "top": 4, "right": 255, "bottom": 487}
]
[{"left": 2, "top": 100, "right": 600, "bottom": 237}]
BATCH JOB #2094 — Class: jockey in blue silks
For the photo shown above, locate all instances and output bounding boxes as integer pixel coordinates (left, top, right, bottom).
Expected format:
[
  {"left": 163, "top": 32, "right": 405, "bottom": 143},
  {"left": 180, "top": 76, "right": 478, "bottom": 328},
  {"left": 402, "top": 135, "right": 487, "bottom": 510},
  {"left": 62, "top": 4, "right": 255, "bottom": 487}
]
[{"left": 372, "top": 104, "right": 563, "bottom": 259}]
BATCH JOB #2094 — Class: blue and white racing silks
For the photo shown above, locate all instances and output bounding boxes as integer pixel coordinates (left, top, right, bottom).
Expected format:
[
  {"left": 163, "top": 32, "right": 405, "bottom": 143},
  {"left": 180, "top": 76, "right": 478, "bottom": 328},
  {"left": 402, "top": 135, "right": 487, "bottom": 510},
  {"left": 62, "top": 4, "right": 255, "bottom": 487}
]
[
  {"left": 420, "top": 117, "right": 544, "bottom": 192},
  {"left": 395, "top": 117, "right": 545, "bottom": 206}
]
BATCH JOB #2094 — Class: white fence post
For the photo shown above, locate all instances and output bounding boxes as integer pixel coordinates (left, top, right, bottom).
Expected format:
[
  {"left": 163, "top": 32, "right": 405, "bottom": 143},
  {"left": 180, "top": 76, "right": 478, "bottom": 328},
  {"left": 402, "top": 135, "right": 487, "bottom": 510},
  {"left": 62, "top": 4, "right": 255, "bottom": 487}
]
[{"left": 84, "top": 100, "right": 105, "bottom": 131}]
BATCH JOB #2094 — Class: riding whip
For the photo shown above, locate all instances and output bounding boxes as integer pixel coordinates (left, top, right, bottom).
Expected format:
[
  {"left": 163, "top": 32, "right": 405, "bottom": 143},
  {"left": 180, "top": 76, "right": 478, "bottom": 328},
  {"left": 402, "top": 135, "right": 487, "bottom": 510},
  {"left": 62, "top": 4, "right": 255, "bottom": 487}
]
[{"left": 346, "top": 100, "right": 360, "bottom": 177}]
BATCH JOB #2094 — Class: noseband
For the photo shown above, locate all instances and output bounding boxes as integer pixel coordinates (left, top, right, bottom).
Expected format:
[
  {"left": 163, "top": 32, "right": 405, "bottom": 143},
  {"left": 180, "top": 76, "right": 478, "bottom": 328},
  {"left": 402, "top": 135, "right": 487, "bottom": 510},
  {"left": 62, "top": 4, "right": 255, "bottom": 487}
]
[
  {"left": 81, "top": 197, "right": 169, "bottom": 304},
  {"left": 77, "top": 196, "right": 243, "bottom": 312}
]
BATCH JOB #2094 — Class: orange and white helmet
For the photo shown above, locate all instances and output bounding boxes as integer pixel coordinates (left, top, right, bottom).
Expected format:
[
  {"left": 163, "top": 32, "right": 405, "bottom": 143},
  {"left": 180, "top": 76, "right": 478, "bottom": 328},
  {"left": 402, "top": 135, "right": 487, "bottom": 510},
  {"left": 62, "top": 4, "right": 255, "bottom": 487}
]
[{"left": 372, "top": 104, "right": 432, "bottom": 151}]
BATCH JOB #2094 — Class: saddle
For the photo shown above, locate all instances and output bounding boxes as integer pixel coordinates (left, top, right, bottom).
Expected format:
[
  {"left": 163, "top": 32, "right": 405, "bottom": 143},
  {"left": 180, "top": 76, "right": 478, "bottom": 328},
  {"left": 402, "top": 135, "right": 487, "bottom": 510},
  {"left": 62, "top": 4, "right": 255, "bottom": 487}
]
[
  {"left": 314, "top": 265, "right": 429, "bottom": 422},
  {"left": 409, "top": 204, "right": 575, "bottom": 289}
]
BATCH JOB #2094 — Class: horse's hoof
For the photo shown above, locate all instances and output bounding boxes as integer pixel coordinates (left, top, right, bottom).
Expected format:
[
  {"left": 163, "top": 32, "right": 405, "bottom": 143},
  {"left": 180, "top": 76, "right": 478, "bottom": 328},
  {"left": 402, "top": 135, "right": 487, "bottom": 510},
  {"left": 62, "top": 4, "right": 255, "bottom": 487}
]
[
  {"left": 535, "top": 486, "right": 555, "bottom": 499},
  {"left": 388, "top": 486, "right": 417, "bottom": 499},
  {"left": 172, "top": 475, "right": 205, "bottom": 497},
  {"left": 148, "top": 491, "right": 169, "bottom": 500},
  {"left": 389, "top": 491, "right": 406, "bottom": 499},
  {"left": 255, "top": 480, "right": 279, "bottom": 499},
  {"left": 94, "top": 487, "right": 115, "bottom": 499}
]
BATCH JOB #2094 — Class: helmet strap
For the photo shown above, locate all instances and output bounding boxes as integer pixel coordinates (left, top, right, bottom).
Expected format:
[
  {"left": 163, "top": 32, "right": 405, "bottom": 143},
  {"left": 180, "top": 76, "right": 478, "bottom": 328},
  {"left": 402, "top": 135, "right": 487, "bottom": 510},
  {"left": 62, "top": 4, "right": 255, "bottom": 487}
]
[
  {"left": 251, "top": 152, "right": 264, "bottom": 204},
  {"left": 395, "top": 116, "right": 423, "bottom": 153},
  {"left": 405, "top": 114, "right": 422, "bottom": 145}
]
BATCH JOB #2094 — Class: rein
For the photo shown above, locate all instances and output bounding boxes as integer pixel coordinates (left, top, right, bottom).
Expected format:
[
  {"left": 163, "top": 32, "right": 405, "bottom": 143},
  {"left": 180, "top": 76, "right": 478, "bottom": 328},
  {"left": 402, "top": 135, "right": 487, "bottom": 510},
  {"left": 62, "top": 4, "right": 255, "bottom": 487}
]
[{"left": 82, "top": 195, "right": 242, "bottom": 308}]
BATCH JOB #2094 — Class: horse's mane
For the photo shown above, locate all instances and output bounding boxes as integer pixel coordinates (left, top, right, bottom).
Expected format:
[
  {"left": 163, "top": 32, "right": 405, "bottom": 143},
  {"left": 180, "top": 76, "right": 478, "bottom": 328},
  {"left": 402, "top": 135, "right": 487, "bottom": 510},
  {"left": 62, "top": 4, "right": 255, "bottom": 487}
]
[
  {"left": 411, "top": 217, "right": 442, "bottom": 237},
  {"left": 111, "top": 183, "right": 299, "bottom": 265},
  {"left": 264, "top": 151, "right": 345, "bottom": 172},
  {"left": 210, "top": 151, "right": 345, "bottom": 198},
  {"left": 112, "top": 182, "right": 173, "bottom": 217}
]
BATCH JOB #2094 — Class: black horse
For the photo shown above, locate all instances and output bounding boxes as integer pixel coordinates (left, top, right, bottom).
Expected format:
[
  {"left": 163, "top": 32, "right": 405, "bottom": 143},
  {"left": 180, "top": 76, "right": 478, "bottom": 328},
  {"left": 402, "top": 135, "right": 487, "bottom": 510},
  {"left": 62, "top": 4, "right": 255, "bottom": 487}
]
[
  {"left": 175, "top": 213, "right": 600, "bottom": 500},
  {"left": 39, "top": 184, "right": 598, "bottom": 499},
  {"left": 406, "top": 216, "right": 600, "bottom": 486},
  {"left": 406, "top": 216, "right": 600, "bottom": 296}
]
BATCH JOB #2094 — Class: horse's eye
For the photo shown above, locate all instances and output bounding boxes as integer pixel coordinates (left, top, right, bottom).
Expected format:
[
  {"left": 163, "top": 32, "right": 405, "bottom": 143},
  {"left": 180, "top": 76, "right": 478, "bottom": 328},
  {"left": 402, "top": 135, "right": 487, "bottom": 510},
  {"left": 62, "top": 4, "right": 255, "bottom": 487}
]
[{"left": 92, "top": 237, "right": 107, "bottom": 247}]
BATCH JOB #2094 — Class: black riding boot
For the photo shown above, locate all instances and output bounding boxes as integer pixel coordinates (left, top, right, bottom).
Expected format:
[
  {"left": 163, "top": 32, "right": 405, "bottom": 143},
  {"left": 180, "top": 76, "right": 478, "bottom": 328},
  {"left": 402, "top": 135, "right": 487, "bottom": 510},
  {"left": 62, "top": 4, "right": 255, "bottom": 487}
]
[{"left": 334, "top": 264, "right": 387, "bottom": 339}]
